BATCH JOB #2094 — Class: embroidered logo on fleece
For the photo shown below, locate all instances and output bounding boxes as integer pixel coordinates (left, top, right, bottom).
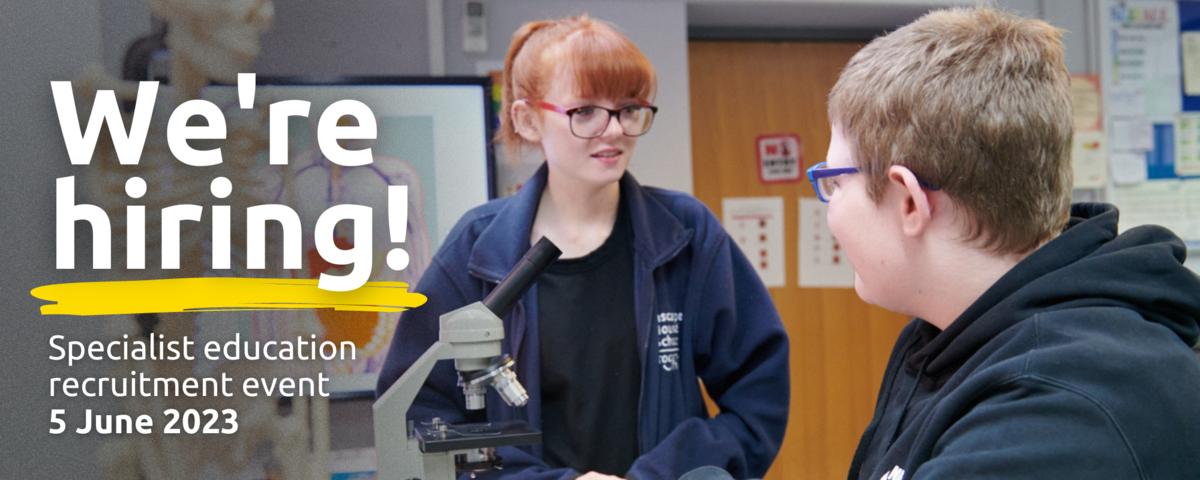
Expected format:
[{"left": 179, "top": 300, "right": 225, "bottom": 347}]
[
  {"left": 879, "top": 465, "right": 905, "bottom": 480},
  {"left": 656, "top": 312, "right": 682, "bottom": 371}
]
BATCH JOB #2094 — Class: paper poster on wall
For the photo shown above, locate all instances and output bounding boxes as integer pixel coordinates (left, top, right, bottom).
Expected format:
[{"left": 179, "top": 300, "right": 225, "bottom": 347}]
[
  {"left": 1185, "top": 181, "right": 1200, "bottom": 241},
  {"left": 1101, "top": 1, "right": 1180, "bottom": 122},
  {"left": 722, "top": 197, "right": 786, "bottom": 287},
  {"left": 1182, "top": 32, "right": 1200, "bottom": 96},
  {"left": 798, "top": 198, "right": 854, "bottom": 288},
  {"left": 1179, "top": 2, "right": 1200, "bottom": 111},
  {"left": 1107, "top": 88, "right": 1147, "bottom": 117},
  {"left": 1176, "top": 113, "right": 1200, "bottom": 176},
  {"left": 1112, "top": 151, "right": 1150, "bottom": 184},
  {"left": 1071, "top": 75, "right": 1104, "bottom": 132},
  {"left": 1070, "top": 75, "right": 1107, "bottom": 189},
  {"left": 756, "top": 134, "right": 803, "bottom": 184},
  {"left": 1111, "top": 118, "right": 1156, "bottom": 151},
  {"left": 1073, "top": 132, "right": 1108, "bottom": 188},
  {"left": 1112, "top": 180, "right": 1200, "bottom": 242}
]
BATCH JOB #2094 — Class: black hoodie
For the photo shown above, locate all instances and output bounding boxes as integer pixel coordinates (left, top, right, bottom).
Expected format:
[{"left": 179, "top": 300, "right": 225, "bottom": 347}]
[{"left": 850, "top": 203, "right": 1200, "bottom": 480}]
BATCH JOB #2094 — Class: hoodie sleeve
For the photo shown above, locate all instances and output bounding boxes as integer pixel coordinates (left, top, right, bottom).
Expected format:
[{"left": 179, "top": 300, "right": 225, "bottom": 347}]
[
  {"left": 628, "top": 234, "right": 791, "bottom": 480},
  {"left": 911, "top": 375, "right": 1140, "bottom": 480}
]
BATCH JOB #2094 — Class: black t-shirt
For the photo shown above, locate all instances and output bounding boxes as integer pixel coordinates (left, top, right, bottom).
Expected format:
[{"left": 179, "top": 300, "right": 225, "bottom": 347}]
[{"left": 537, "top": 197, "right": 640, "bottom": 476}]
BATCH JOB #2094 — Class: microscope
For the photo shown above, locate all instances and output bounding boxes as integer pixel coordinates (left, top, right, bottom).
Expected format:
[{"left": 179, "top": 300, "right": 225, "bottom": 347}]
[{"left": 374, "top": 238, "right": 561, "bottom": 480}]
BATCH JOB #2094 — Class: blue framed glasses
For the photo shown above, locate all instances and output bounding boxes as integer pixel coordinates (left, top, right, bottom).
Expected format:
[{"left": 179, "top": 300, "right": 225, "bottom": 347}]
[
  {"left": 806, "top": 162, "right": 940, "bottom": 202},
  {"left": 806, "top": 162, "right": 860, "bottom": 202}
]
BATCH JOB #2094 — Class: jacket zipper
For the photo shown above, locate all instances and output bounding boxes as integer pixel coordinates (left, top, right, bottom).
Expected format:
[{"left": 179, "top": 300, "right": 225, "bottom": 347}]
[
  {"left": 637, "top": 284, "right": 653, "bottom": 454},
  {"left": 636, "top": 238, "right": 691, "bottom": 455}
]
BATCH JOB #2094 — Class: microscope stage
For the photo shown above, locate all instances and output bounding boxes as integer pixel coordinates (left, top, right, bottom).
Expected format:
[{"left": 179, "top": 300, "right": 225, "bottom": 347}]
[{"left": 415, "top": 420, "right": 542, "bottom": 453}]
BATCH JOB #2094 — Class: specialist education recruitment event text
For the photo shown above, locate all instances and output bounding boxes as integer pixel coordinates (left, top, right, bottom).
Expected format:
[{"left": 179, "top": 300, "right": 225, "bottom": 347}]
[{"left": 35, "top": 74, "right": 427, "bottom": 435}]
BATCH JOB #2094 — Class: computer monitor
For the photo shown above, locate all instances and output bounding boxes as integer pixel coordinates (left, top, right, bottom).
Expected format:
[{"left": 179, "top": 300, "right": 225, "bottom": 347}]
[{"left": 201, "top": 76, "right": 496, "bottom": 394}]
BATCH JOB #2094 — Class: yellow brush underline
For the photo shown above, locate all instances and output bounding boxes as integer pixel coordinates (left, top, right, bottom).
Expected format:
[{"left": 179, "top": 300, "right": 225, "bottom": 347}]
[{"left": 30, "top": 278, "right": 427, "bottom": 316}]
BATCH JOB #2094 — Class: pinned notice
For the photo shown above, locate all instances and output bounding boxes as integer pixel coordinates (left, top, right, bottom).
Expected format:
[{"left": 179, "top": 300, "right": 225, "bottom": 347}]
[
  {"left": 722, "top": 197, "right": 785, "bottom": 287},
  {"left": 756, "top": 134, "right": 803, "bottom": 184},
  {"left": 1073, "top": 132, "right": 1108, "bottom": 188},
  {"left": 799, "top": 198, "right": 854, "bottom": 288},
  {"left": 1176, "top": 113, "right": 1200, "bottom": 176},
  {"left": 1071, "top": 75, "right": 1103, "bottom": 132}
]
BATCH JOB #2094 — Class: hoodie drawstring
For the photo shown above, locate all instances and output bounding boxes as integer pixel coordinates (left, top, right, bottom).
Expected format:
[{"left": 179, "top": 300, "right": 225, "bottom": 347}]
[{"left": 885, "top": 356, "right": 928, "bottom": 451}]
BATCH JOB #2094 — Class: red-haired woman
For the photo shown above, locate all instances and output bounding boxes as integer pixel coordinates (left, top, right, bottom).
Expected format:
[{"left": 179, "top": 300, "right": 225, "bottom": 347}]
[{"left": 378, "top": 15, "right": 789, "bottom": 480}]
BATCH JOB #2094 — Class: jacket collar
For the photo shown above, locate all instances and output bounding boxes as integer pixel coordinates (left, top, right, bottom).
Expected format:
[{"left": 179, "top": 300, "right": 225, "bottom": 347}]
[{"left": 467, "top": 163, "right": 691, "bottom": 282}]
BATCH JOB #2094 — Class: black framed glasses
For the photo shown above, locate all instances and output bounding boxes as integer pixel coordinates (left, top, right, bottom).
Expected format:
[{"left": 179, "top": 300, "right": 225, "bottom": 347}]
[{"left": 525, "top": 99, "right": 657, "bottom": 138}]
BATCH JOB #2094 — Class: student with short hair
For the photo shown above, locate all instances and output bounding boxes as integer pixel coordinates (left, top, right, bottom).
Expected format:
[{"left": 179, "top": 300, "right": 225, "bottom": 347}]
[
  {"left": 809, "top": 7, "right": 1200, "bottom": 479},
  {"left": 378, "top": 14, "right": 789, "bottom": 480}
]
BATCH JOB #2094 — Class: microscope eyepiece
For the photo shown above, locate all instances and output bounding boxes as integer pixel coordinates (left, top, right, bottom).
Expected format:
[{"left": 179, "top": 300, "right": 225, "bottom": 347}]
[{"left": 483, "top": 237, "right": 561, "bottom": 319}]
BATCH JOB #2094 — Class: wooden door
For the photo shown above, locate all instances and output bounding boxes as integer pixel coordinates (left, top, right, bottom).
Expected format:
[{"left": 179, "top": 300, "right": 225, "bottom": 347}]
[{"left": 689, "top": 41, "right": 912, "bottom": 480}]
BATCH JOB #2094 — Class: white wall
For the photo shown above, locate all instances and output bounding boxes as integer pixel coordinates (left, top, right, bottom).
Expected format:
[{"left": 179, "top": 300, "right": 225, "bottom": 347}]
[
  {"left": 997, "top": 0, "right": 1095, "bottom": 75},
  {"left": 255, "top": 0, "right": 432, "bottom": 76},
  {"left": 93, "top": 0, "right": 1101, "bottom": 194},
  {"left": 441, "top": 0, "right": 695, "bottom": 194},
  {"left": 688, "top": 0, "right": 1096, "bottom": 75},
  {"left": 1, "top": 2, "right": 110, "bottom": 478},
  {"left": 99, "top": 0, "right": 152, "bottom": 77},
  {"left": 98, "top": 0, "right": 434, "bottom": 79}
]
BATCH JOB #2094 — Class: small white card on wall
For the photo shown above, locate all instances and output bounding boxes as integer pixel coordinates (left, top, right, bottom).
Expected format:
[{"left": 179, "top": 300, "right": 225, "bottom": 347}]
[
  {"left": 799, "top": 198, "right": 855, "bottom": 288},
  {"left": 1072, "top": 131, "right": 1108, "bottom": 188},
  {"left": 1175, "top": 113, "right": 1200, "bottom": 176},
  {"left": 722, "top": 197, "right": 785, "bottom": 287}
]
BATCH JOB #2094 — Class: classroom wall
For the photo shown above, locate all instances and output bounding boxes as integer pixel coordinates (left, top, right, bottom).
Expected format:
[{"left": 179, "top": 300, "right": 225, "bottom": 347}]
[
  {"left": 1041, "top": 0, "right": 1098, "bottom": 75},
  {"left": 94, "top": 0, "right": 1104, "bottom": 194},
  {"left": 254, "top": 0, "right": 432, "bottom": 77},
  {"left": 98, "top": 0, "right": 434, "bottom": 78}
]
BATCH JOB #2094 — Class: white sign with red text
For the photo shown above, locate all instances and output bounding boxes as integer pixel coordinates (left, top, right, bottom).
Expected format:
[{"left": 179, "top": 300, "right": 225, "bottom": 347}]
[{"left": 756, "top": 134, "right": 803, "bottom": 184}]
